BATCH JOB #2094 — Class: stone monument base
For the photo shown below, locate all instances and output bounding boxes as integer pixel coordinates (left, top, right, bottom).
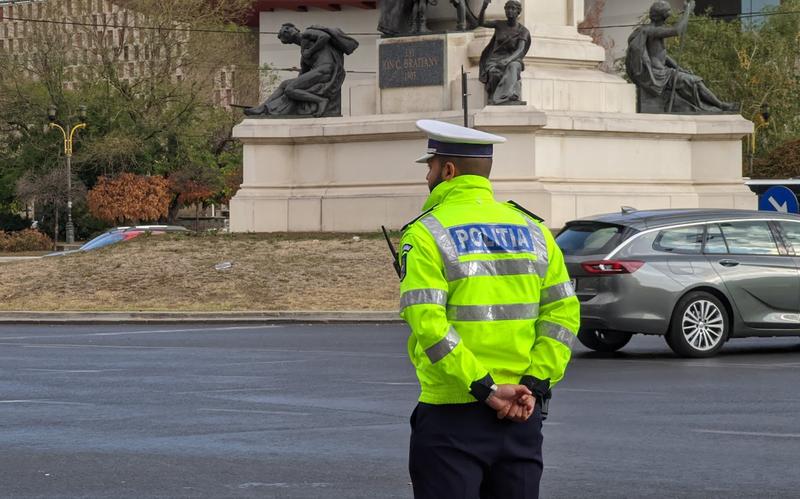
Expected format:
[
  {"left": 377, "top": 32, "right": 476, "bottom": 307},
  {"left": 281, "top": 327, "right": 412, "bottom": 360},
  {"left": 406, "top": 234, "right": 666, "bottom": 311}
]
[{"left": 230, "top": 106, "right": 754, "bottom": 231}]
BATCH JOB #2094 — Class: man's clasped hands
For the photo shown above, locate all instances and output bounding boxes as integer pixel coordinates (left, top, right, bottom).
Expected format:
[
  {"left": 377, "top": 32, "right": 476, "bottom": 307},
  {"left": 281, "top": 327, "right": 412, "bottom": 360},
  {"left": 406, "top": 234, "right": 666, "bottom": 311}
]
[{"left": 485, "top": 384, "right": 535, "bottom": 423}]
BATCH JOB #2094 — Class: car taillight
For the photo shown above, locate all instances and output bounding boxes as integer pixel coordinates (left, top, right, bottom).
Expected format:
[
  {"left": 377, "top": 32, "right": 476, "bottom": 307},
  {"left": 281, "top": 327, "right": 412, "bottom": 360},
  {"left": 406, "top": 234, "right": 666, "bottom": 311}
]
[{"left": 581, "top": 260, "right": 644, "bottom": 274}]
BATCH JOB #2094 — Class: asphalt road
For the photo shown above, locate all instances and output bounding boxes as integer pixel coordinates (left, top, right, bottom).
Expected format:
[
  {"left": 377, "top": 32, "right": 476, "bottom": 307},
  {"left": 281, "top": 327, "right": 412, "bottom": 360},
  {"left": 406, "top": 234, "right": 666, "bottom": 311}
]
[{"left": 1, "top": 324, "right": 800, "bottom": 498}]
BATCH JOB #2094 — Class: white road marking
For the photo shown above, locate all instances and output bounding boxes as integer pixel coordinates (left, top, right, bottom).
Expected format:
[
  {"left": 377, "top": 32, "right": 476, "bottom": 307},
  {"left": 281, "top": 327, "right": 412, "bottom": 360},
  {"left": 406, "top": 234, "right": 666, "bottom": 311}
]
[
  {"left": 611, "top": 359, "right": 798, "bottom": 370},
  {"left": 176, "top": 387, "right": 283, "bottom": 395},
  {"left": 0, "top": 343, "right": 407, "bottom": 358},
  {"left": 0, "top": 399, "right": 91, "bottom": 405},
  {"left": 199, "top": 408, "right": 312, "bottom": 416},
  {"left": 21, "top": 369, "right": 123, "bottom": 373},
  {"left": 693, "top": 429, "right": 800, "bottom": 439},
  {"left": 0, "top": 325, "right": 281, "bottom": 341},
  {"left": 5, "top": 343, "right": 198, "bottom": 350},
  {"left": 212, "top": 360, "right": 307, "bottom": 367},
  {"left": 559, "top": 388, "right": 666, "bottom": 395}
]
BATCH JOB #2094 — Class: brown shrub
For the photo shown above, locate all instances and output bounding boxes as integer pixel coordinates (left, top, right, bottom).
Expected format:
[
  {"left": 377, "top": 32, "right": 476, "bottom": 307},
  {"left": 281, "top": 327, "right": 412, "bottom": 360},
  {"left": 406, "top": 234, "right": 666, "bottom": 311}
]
[
  {"left": 0, "top": 229, "right": 54, "bottom": 252},
  {"left": 87, "top": 173, "right": 171, "bottom": 224}
]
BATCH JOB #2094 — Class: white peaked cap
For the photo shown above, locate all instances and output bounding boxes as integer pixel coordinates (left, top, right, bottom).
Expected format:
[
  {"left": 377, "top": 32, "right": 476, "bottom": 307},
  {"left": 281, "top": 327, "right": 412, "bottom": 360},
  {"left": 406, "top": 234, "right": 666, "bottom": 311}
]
[{"left": 414, "top": 119, "right": 507, "bottom": 164}]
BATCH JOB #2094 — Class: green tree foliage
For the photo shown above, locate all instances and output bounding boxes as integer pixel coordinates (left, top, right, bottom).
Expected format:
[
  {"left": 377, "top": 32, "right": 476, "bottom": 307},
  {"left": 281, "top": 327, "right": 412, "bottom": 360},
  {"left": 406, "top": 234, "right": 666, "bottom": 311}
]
[
  {"left": 672, "top": 1, "right": 800, "bottom": 175},
  {"left": 0, "top": 0, "right": 259, "bottom": 214}
]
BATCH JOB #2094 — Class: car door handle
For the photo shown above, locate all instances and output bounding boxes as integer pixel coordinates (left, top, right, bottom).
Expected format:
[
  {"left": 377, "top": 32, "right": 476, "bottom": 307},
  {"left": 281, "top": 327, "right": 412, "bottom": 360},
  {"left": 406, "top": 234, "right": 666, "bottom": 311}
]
[{"left": 719, "top": 259, "right": 740, "bottom": 267}]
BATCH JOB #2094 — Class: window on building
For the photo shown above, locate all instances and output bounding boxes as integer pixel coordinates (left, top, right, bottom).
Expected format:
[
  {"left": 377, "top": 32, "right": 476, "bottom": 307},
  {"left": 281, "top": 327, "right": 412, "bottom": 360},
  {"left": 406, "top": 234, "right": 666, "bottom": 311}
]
[{"left": 695, "top": 0, "right": 781, "bottom": 27}]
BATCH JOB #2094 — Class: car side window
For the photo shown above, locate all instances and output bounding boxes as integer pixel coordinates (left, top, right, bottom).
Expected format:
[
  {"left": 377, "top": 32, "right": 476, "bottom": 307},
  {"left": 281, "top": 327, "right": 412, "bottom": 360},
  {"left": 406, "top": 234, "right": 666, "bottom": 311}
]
[
  {"left": 653, "top": 225, "right": 704, "bottom": 254},
  {"left": 703, "top": 224, "right": 728, "bottom": 254},
  {"left": 777, "top": 221, "right": 800, "bottom": 254},
  {"left": 718, "top": 221, "right": 780, "bottom": 256}
]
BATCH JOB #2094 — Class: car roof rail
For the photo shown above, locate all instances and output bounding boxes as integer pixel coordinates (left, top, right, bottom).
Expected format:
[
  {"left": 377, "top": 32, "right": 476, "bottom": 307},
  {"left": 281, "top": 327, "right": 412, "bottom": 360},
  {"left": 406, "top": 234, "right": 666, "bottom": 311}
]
[{"left": 620, "top": 206, "right": 638, "bottom": 215}]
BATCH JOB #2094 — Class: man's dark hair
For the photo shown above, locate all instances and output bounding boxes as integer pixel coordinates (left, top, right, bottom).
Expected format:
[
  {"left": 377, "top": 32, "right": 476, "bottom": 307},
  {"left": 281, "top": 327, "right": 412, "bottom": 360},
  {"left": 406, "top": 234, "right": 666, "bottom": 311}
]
[{"left": 437, "top": 155, "right": 493, "bottom": 178}]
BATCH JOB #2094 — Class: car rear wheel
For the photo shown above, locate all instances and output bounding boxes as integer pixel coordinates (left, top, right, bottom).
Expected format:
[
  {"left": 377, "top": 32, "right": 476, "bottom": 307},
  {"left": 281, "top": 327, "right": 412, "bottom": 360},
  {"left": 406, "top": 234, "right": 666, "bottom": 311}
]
[
  {"left": 666, "top": 291, "right": 729, "bottom": 358},
  {"left": 577, "top": 329, "right": 632, "bottom": 353}
]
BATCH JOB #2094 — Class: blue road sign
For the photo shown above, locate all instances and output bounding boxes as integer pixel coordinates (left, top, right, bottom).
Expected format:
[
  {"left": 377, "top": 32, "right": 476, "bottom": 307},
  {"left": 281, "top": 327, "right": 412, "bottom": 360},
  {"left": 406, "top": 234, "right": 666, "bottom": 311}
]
[{"left": 758, "top": 185, "right": 799, "bottom": 214}]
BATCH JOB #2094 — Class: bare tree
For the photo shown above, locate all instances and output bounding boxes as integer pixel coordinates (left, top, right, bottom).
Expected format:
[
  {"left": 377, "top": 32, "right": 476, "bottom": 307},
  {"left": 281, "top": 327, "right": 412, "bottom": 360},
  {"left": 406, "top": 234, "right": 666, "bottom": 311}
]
[
  {"left": 579, "top": 0, "right": 616, "bottom": 73},
  {"left": 15, "top": 164, "right": 86, "bottom": 248}
]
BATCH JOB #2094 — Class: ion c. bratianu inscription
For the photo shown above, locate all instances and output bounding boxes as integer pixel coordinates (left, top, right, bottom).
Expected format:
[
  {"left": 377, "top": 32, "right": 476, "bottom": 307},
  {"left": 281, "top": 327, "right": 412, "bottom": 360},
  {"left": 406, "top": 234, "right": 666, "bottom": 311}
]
[{"left": 379, "top": 39, "right": 445, "bottom": 89}]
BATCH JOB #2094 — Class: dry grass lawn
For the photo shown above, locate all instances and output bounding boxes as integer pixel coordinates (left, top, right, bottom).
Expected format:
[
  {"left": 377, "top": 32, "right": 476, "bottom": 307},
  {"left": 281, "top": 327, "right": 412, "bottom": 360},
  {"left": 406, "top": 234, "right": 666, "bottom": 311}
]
[{"left": 0, "top": 233, "right": 401, "bottom": 312}]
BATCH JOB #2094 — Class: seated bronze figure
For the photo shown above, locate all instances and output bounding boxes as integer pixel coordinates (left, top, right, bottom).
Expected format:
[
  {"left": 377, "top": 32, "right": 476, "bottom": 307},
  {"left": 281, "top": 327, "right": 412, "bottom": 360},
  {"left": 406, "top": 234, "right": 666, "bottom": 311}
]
[{"left": 626, "top": 1, "right": 737, "bottom": 113}]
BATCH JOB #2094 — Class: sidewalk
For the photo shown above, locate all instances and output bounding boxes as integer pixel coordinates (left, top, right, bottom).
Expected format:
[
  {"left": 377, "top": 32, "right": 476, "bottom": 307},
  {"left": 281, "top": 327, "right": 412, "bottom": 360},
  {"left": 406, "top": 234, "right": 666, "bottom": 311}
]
[
  {"left": 0, "top": 256, "right": 42, "bottom": 263},
  {"left": 0, "top": 310, "right": 402, "bottom": 324}
]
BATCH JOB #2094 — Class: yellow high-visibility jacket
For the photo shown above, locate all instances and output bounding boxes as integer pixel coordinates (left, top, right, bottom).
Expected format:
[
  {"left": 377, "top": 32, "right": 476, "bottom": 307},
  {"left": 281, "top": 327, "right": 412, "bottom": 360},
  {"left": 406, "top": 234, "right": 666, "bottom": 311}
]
[{"left": 399, "top": 175, "right": 580, "bottom": 405}]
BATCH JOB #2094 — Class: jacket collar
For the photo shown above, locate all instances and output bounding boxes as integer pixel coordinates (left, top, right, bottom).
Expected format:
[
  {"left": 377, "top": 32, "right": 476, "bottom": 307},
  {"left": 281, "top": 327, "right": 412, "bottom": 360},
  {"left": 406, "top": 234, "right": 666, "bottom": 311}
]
[{"left": 422, "top": 175, "right": 494, "bottom": 211}]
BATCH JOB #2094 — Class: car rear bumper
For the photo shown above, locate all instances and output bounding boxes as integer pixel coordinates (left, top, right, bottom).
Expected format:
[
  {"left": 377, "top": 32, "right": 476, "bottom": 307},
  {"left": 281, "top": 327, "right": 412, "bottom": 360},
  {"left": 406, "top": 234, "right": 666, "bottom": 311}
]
[
  {"left": 580, "top": 300, "right": 669, "bottom": 336},
  {"left": 574, "top": 269, "right": 682, "bottom": 336}
]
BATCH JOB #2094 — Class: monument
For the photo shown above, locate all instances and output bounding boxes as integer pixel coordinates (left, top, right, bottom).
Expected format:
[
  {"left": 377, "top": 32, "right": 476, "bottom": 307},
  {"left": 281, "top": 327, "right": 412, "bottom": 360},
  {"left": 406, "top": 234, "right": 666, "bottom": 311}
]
[
  {"left": 244, "top": 23, "right": 359, "bottom": 118},
  {"left": 378, "top": 0, "right": 476, "bottom": 36},
  {"left": 626, "top": 0, "right": 738, "bottom": 114},
  {"left": 230, "top": 0, "right": 755, "bottom": 232},
  {"left": 477, "top": 0, "right": 530, "bottom": 105}
]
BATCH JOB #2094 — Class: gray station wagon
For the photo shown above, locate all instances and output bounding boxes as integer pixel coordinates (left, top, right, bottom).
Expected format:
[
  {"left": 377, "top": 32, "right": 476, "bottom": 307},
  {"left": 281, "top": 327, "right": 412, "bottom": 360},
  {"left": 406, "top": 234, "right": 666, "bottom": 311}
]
[{"left": 555, "top": 208, "right": 800, "bottom": 357}]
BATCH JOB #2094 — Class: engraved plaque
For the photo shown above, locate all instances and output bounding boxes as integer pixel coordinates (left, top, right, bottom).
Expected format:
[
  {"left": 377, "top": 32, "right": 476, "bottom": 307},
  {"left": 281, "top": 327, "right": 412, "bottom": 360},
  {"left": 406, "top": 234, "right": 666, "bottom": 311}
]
[{"left": 379, "top": 39, "right": 445, "bottom": 89}]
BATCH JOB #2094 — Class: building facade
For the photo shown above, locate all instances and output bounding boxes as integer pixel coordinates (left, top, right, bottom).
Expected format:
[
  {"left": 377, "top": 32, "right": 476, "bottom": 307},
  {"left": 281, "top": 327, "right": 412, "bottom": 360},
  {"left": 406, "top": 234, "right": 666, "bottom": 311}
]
[{"left": 0, "top": 0, "right": 254, "bottom": 108}]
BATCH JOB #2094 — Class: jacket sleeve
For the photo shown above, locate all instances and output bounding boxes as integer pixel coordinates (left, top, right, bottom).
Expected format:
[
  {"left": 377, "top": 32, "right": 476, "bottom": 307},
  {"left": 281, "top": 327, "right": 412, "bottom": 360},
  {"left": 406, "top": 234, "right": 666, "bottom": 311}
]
[
  {"left": 399, "top": 225, "right": 490, "bottom": 393},
  {"left": 525, "top": 223, "right": 580, "bottom": 388}
]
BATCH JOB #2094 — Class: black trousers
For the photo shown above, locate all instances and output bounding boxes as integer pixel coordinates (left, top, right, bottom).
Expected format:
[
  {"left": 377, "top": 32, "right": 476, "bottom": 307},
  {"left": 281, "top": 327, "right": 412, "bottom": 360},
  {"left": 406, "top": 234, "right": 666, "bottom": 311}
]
[{"left": 409, "top": 402, "right": 543, "bottom": 499}]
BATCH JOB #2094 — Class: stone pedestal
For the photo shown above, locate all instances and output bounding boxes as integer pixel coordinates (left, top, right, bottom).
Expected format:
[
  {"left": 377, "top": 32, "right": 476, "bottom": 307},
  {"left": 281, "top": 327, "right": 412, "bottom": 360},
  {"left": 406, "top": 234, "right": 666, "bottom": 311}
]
[
  {"left": 230, "top": 0, "right": 755, "bottom": 232},
  {"left": 230, "top": 107, "right": 754, "bottom": 231}
]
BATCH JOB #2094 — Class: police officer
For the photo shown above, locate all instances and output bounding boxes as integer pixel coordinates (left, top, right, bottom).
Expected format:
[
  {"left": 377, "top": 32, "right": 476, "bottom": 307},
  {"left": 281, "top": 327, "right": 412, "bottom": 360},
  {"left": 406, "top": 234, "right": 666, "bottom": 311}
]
[{"left": 399, "top": 119, "right": 581, "bottom": 499}]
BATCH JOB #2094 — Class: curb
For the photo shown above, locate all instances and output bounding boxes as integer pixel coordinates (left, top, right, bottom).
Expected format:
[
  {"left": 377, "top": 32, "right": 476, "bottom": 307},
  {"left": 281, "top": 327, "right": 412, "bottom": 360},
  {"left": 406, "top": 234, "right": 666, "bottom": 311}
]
[{"left": 0, "top": 311, "right": 403, "bottom": 325}]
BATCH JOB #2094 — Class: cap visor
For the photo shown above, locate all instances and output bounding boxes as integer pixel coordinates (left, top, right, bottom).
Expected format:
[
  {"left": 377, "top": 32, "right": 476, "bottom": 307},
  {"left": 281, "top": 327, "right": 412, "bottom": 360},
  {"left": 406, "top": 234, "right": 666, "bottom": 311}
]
[{"left": 415, "top": 153, "right": 434, "bottom": 164}]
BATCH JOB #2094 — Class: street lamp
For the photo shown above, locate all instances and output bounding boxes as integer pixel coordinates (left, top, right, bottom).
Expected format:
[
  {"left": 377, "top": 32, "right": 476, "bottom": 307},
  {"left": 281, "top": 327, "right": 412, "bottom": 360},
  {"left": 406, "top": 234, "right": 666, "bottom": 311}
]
[
  {"left": 748, "top": 102, "right": 770, "bottom": 177},
  {"left": 47, "top": 105, "right": 87, "bottom": 245}
]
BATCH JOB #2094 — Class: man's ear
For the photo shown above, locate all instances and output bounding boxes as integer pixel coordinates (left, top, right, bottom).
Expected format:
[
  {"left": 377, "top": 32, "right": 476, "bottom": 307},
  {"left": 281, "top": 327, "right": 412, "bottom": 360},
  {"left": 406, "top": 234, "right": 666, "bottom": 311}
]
[{"left": 442, "top": 161, "right": 458, "bottom": 180}]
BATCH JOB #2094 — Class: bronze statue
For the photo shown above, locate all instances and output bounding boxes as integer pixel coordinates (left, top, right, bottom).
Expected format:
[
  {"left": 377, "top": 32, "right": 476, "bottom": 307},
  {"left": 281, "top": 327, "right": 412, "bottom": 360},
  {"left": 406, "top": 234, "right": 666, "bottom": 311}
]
[
  {"left": 378, "top": 0, "right": 414, "bottom": 36},
  {"left": 378, "top": 0, "right": 475, "bottom": 36},
  {"left": 626, "top": 0, "right": 738, "bottom": 113},
  {"left": 244, "top": 23, "right": 358, "bottom": 118},
  {"left": 478, "top": 0, "right": 531, "bottom": 105}
]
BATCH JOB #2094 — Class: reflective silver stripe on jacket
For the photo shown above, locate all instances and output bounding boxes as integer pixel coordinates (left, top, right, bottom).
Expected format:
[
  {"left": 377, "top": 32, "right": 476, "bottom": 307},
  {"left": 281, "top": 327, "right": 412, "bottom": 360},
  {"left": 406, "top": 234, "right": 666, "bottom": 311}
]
[
  {"left": 425, "top": 327, "right": 461, "bottom": 364},
  {"left": 420, "top": 215, "right": 461, "bottom": 281},
  {"left": 537, "top": 321, "right": 576, "bottom": 350},
  {"left": 540, "top": 281, "right": 576, "bottom": 306},
  {"left": 420, "top": 215, "right": 543, "bottom": 281},
  {"left": 525, "top": 219, "right": 549, "bottom": 278},
  {"left": 447, "top": 303, "right": 540, "bottom": 322},
  {"left": 400, "top": 289, "right": 448, "bottom": 312}
]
